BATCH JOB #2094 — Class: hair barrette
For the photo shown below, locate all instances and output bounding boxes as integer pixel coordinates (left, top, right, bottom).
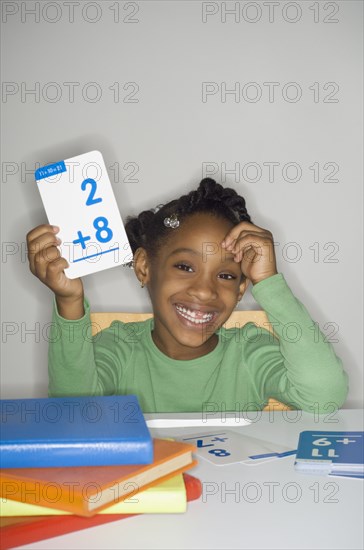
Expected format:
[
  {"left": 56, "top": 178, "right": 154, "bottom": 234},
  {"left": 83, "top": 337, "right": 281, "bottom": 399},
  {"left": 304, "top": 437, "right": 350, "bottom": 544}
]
[
  {"left": 152, "top": 203, "right": 164, "bottom": 214},
  {"left": 164, "top": 213, "right": 180, "bottom": 229}
]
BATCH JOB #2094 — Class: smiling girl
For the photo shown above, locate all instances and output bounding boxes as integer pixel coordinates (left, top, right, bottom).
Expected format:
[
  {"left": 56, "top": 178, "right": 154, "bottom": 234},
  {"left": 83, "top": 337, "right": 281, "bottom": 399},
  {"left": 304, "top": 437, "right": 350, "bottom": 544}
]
[{"left": 26, "top": 178, "right": 348, "bottom": 412}]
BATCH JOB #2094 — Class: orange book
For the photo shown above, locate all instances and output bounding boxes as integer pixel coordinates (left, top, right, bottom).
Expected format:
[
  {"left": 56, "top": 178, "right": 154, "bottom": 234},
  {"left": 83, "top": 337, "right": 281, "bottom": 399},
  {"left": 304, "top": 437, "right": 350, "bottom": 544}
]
[{"left": 0, "top": 439, "right": 197, "bottom": 517}]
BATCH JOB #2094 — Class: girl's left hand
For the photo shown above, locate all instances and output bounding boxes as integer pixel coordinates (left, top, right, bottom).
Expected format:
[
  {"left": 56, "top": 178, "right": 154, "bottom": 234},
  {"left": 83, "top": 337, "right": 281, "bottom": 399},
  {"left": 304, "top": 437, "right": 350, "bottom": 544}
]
[{"left": 221, "top": 221, "right": 278, "bottom": 285}]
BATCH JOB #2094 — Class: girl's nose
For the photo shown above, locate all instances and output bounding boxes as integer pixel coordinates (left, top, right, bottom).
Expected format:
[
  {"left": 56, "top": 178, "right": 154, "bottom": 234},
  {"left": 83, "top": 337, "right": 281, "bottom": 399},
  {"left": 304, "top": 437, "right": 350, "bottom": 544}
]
[{"left": 187, "top": 274, "right": 218, "bottom": 301}]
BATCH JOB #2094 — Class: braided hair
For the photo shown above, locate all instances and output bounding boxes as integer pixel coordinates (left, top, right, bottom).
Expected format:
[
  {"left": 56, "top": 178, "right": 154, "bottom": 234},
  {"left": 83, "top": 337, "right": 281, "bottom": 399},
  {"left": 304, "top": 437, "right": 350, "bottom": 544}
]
[{"left": 124, "top": 178, "right": 252, "bottom": 274}]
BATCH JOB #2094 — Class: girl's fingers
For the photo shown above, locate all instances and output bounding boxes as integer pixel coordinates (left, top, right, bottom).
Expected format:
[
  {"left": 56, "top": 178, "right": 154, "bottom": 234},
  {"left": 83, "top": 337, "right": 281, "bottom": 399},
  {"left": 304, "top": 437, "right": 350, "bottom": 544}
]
[
  {"left": 45, "top": 256, "right": 69, "bottom": 284},
  {"left": 231, "top": 233, "right": 271, "bottom": 251},
  {"left": 33, "top": 245, "right": 62, "bottom": 280},
  {"left": 234, "top": 245, "right": 261, "bottom": 264},
  {"left": 222, "top": 222, "right": 269, "bottom": 247},
  {"left": 229, "top": 234, "right": 274, "bottom": 265},
  {"left": 26, "top": 224, "right": 59, "bottom": 246},
  {"left": 28, "top": 232, "right": 62, "bottom": 274},
  {"left": 27, "top": 225, "right": 59, "bottom": 256},
  {"left": 226, "top": 231, "right": 272, "bottom": 252}
]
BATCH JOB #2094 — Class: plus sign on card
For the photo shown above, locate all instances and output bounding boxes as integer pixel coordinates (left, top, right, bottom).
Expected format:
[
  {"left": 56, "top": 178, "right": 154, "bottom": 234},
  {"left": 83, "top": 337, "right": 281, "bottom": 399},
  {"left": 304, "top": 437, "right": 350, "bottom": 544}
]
[{"left": 35, "top": 151, "right": 133, "bottom": 279}]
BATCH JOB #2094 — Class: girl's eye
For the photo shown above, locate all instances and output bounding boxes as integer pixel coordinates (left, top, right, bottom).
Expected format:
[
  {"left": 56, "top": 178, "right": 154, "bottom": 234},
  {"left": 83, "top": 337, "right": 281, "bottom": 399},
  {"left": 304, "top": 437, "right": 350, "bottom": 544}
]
[
  {"left": 174, "top": 263, "right": 236, "bottom": 280},
  {"left": 220, "top": 273, "right": 236, "bottom": 280},
  {"left": 175, "top": 263, "right": 193, "bottom": 272}
]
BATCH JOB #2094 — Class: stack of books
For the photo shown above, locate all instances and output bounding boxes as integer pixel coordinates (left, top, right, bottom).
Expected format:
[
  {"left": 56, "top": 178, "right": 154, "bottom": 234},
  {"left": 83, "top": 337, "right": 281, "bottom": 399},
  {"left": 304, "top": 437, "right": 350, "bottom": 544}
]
[
  {"left": 0, "top": 395, "right": 201, "bottom": 549},
  {"left": 294, "top": 430, "right": 364, "bottom": 478}
]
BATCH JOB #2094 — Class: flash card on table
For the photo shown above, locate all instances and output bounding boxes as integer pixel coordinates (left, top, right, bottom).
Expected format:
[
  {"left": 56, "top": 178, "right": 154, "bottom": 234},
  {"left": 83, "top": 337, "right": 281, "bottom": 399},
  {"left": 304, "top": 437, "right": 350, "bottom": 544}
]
[
  {"left": 294, "top": 431, "right": 364, "bottom": 478},
  {"left": 35, "top": 151, "right": 133, "bottom": 279},
  {"left": 177, "top": 430, "right": 295, "bottom": 466}
]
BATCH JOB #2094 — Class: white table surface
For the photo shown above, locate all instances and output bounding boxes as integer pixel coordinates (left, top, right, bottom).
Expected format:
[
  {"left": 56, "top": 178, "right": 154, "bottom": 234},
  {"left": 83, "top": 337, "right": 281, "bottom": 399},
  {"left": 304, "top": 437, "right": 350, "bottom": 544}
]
[{"left": 15, "top": 409, "right": 364, "bottom": 550}]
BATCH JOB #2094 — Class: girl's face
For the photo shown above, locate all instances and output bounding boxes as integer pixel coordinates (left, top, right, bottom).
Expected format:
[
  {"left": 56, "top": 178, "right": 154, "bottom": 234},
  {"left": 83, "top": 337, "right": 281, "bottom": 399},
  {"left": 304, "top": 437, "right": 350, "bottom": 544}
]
[{"left": 135, "top": 213, "right": 248, "bottom": 360}]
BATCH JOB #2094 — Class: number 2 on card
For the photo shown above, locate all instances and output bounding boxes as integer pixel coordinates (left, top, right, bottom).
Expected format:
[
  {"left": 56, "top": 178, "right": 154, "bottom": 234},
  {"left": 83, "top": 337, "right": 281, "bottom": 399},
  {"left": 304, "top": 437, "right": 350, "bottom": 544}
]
[{"left": 81, "top": 178, "right": 103, "bottom": 205}]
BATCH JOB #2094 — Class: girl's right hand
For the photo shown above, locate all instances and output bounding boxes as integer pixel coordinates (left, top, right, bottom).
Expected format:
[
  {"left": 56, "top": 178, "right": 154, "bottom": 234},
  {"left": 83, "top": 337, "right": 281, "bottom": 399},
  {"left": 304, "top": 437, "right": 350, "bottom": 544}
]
[{"left": 26, "top": 224, "right": 84, "bottom": 301}]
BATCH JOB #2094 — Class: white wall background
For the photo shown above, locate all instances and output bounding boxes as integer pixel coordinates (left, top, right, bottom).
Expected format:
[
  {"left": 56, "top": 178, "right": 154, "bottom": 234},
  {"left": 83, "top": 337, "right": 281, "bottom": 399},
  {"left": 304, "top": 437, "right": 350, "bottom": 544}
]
[{"left": 1, "top": 0, "right": 362, "bottom": 406}]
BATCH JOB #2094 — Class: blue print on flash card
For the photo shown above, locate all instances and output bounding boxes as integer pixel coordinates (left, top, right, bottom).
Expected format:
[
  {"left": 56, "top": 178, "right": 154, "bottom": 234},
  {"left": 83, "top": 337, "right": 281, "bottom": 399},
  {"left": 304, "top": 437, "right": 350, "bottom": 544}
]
[{"left": 35, "top": 161, "right": 66, "bottom": 180}]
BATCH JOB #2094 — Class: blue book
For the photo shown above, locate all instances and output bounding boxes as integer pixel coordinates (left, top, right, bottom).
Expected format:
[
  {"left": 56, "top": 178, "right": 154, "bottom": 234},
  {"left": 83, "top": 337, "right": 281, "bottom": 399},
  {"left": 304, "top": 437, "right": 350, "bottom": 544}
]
[
  {"left": 294, "top": 430, "right": 364, "bottom": 477},
  {"left": 0, "top": 395, "right": 153, "bottom": 468}
]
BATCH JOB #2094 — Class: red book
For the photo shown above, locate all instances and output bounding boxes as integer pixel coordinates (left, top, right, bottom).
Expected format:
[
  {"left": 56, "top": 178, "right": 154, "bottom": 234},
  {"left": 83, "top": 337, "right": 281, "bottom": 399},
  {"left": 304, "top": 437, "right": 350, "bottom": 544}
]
[{"left": 0, "top": 473, "right": 202, "bottom": 550}]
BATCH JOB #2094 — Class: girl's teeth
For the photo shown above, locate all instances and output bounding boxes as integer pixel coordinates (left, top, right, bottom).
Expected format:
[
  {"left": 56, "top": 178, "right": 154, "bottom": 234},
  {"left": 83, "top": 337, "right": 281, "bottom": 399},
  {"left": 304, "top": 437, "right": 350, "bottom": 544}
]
[{"left": 175, "top": 305, "right": 214, "bottom": 323}]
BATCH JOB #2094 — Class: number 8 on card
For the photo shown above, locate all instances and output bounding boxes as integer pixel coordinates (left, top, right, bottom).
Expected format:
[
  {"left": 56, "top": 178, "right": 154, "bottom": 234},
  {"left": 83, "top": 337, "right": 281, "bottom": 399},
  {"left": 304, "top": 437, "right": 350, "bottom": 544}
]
[{"left": 35, "top": 150, "right": 133, "bottom": 279}]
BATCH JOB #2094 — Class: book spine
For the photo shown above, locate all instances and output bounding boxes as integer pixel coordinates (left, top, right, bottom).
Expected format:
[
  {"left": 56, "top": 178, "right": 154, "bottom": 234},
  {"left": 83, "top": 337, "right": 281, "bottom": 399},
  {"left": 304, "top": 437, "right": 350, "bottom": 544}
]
[
  {"left": 0, "top": 474, "right": 88, "bottom": 516},
  {"left": 0, "top": 441, "right": 153, "bottom": 468}
]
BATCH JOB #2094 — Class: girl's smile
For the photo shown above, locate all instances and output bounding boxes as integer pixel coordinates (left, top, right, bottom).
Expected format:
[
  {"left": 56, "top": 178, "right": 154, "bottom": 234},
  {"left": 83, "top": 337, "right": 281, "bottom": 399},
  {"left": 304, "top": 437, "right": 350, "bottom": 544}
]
[
  {"left": 174, "top": 304, "right": 217, "bottom": 326},
  {"left": 173, "top": 302, "right": 219, "bottom": 327}
]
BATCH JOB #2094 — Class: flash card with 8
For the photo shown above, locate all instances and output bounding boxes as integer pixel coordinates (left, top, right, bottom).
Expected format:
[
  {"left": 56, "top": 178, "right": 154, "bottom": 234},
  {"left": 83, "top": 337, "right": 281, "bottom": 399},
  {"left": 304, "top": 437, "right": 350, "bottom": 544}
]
[
  {"left": 35, "top": 151, "right": 133, "bottom": 279},
  {"left": 178, "top": 430, "right": 294, "bottom": 466}
]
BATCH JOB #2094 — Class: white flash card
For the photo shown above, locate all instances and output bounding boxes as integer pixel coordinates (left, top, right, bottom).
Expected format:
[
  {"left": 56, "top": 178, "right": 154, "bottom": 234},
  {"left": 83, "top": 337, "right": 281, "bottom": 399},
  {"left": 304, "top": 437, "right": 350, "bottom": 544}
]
[
  {"left": 35, "top": 151, "right": 133, "bottom": 279},
  {"left": 177, "top": 430, "right": 294, "bottom": 466}
]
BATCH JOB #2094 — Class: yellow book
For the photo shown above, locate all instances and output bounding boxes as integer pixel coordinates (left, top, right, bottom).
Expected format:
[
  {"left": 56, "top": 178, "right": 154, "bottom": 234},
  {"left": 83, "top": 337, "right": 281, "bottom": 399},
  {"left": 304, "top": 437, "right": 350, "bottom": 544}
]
[{"left": 0, "top": 474, "right": 187, "bottom": 516}]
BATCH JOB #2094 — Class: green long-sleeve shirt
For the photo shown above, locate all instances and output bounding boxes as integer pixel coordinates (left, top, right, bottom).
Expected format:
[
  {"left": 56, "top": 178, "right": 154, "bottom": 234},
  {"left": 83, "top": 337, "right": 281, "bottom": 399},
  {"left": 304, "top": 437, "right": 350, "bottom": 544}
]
[{"left": 48, "top": 274, "right": 349, "bottom": 413}]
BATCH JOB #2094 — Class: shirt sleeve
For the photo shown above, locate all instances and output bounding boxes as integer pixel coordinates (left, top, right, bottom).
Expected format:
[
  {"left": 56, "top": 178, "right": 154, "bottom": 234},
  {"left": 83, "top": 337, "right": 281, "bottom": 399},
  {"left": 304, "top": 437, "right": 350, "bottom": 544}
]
[
  {"left": 47, "top": 297, "right": 123, "bottom": 397},
  {"left": 249, "top": 273, "right": 349, "bottom": 413}
]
